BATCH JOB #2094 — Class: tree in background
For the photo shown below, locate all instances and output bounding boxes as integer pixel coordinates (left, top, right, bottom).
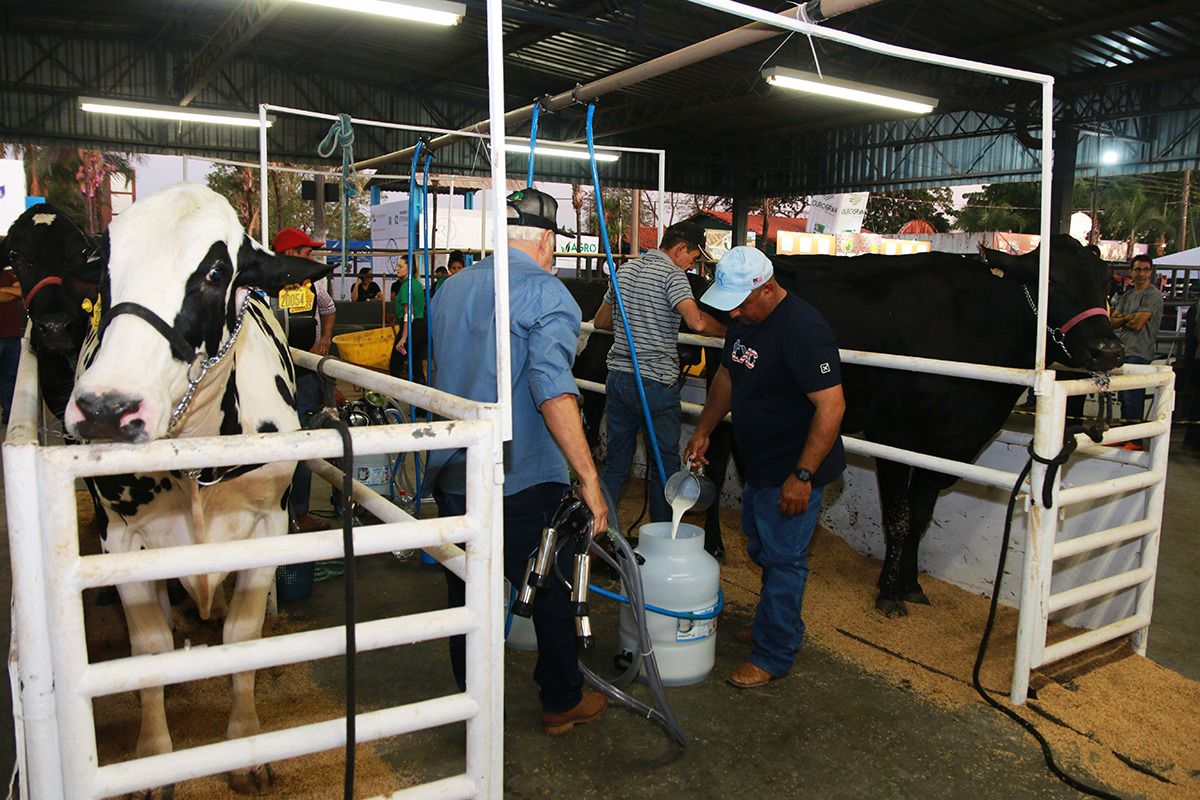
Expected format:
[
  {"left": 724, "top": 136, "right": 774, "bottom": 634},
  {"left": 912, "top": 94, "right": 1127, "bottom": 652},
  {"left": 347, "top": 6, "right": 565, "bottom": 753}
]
[
  {"left": 863, "top": 188, "right": 954, "bottom": 234},
  {"left": 1098, "top": 177, "right": 1173, "bottom": 260},
  {"left": 956, "top": 182, "right": 1041, "bottom": 233},
  {"left": 8, "top": 145, "right": 135, "bottom": 234},
  {"left": 205, "top": 163, "right": 372, "bottom": 242}
]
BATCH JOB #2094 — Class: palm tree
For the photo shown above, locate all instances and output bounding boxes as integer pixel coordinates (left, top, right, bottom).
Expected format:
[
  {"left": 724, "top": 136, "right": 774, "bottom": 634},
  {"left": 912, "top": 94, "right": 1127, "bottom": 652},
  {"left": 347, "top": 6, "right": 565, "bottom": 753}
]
[
  {"left": 7, "top": 145, "right": 135, "bottom": 233},
  {"left": 1100, "top": 179, "right": 1172, "bottom": 260}
]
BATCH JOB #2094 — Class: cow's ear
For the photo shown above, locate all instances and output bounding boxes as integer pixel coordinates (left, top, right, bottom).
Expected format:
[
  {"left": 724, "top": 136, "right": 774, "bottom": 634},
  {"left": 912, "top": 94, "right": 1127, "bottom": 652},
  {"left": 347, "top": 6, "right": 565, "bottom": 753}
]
[
  {"left": 234, "top": 236, "right": 334, "bottom": 294},
  {"left": 981, "top": 247, "right": 1038, "bottom": 282}
]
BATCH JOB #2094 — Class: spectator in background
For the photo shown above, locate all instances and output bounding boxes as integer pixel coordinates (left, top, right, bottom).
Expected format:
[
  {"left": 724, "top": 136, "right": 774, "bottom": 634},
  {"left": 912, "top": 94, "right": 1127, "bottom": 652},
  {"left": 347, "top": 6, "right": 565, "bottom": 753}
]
[
  {"left": 351, "top": 266, "right": 381, "bottom": 302},
  {"left": 1110, "top": 253, "right": 1163, "bottom": 449},
  {"left": 272, "top": 227, "right": 337, "bottom": 533},
  {"left": 447, "top": 249, "right": 466, "bottom": 275},
  {"left": 432, "top": 265, "right": 449, "bottom": 296},
  {"left": 0, "top": 258, "right": 23, "bottom": 425},
  {"left": 390, "top": 256, "right": 428, "bottom": 384}
]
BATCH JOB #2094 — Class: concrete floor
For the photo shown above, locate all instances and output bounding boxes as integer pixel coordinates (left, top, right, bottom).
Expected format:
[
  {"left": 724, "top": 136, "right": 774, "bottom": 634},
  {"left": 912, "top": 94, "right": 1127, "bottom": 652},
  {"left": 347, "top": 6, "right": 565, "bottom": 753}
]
[{"left": 1, "top": 421, "right": 1197, "bottom": 798}]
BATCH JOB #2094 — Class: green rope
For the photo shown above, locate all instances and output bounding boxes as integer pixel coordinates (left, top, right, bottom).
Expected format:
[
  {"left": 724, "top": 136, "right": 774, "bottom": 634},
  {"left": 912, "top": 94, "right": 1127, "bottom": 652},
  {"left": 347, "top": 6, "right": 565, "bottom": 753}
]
[{"left": 317, "top": 113, "right": 358, "bottom": 278}]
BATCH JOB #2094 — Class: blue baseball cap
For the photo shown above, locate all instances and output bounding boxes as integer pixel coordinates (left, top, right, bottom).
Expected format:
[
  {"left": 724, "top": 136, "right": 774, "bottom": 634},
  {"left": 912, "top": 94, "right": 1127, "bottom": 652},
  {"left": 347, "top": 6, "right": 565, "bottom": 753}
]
[{"left": 700, "top": 246, "right": 774, "bottom": 310}]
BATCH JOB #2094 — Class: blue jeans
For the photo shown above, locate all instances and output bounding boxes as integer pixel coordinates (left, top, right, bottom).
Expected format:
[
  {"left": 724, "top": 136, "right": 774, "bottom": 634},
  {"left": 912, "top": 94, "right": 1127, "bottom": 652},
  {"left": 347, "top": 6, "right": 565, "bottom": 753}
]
[
  {"left": 436, "top": 483, "right": 584, "bottom": 713},
  {"left": 1118, "top": 355, "right": 1150, "bottom": 426},
  {"left": 601, "top": 370, "right": 681, "bottom": 523},
  {"left": 0, "top": 337, "right": 19, "bottom": 425},
  {"left": 743, "top": 482, "right": 824, "bottom": 677},
  {"left": 289, "top": 370, "right": 323, "bottom": 518}
]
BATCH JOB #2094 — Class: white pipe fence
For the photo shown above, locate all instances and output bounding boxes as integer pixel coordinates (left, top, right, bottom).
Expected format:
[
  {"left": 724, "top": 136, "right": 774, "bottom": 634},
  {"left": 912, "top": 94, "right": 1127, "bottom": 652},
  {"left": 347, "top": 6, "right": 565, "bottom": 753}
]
[
  {"left": 576, "top": 322, "right": 1174, "bottom": 702},
  {"left": 4, "top": 330, "right": 505, "bottom": 799}
]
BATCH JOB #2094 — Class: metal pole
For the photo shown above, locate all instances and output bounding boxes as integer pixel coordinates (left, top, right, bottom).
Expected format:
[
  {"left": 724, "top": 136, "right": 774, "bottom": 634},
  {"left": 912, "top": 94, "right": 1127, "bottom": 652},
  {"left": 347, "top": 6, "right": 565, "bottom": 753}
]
[
  {"left": 258, "top": 104, "right": 270, "bottom": 244},
  {"left": 484, "top": 3, "right": 513, "bottom": 443},
  {"left": 1012, "top": 375, "right": 1064, "bottom": 704},
  {"left": 1131, "top": 372, "right": 1174, "bottom": 654}
]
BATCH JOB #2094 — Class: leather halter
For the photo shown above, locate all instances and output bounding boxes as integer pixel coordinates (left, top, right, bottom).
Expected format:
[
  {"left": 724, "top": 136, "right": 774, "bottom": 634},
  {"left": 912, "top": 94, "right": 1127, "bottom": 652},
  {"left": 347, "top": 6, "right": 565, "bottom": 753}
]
[
  {"left": 97, "top": 302, "right": 195, "bottom": 363},
  {"left": 22, "top": 275, "right": 63, "bottom": 308}
]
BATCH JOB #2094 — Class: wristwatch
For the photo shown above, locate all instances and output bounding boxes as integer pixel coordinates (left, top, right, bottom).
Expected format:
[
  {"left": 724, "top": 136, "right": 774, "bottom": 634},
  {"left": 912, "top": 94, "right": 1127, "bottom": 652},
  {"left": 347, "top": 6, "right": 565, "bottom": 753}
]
[{"left": 792, "top": 467, "right": 813, "bottom": 483}]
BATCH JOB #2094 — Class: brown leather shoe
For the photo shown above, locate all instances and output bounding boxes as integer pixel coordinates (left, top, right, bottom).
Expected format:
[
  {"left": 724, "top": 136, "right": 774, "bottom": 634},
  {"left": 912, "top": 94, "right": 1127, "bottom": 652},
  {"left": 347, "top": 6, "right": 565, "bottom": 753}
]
[
  {"left": 292, "top": 514, "right": 326, "bottom": 533},
  {"left": 542, "top": 690, "right": 608, "bottom": 735},
  {"left": 736, "top": 627, "right": 754, "bottom": 645},
  {"left": 727, "top": 661, "right": 774, "bottom": 688}
]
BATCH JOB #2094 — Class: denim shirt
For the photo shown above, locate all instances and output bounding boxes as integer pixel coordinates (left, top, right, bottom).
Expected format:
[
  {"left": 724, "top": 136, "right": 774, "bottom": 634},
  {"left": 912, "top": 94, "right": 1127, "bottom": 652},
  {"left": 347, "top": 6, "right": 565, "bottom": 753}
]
[{"left": 428, "top": 248, "right": 582, "bottom": 495}]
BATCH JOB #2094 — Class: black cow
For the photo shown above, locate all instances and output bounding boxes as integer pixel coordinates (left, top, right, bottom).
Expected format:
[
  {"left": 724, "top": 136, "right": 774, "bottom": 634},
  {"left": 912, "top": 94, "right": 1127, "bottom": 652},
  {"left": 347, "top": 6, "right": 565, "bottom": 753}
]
[
  {"left": 767, "top": 235, "right": 1121, "bottom": 616},
  {"left": 0, "top": 203, "right": 100, "bottom": 419}
]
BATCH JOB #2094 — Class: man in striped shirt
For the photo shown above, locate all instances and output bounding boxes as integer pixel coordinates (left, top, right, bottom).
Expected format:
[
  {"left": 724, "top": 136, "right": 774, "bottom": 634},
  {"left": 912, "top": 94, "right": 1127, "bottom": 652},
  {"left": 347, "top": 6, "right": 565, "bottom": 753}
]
[{"left": 593, "top": 221, "right": 726, "bottom": 522}]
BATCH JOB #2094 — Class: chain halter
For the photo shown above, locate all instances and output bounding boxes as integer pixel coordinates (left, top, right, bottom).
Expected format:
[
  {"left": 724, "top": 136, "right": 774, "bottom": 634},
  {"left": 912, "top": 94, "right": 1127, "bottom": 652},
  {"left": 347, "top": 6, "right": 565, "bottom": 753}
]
[{"left": 168, "top": 291, "right": 253, "bottom": 434}]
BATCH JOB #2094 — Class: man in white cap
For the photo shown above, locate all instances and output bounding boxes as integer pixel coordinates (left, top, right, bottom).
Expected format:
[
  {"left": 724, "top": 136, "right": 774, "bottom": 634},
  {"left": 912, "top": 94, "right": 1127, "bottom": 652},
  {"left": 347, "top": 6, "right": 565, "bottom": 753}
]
[{"left": 684, "top": 246, "right": 845, "bottom": 689}]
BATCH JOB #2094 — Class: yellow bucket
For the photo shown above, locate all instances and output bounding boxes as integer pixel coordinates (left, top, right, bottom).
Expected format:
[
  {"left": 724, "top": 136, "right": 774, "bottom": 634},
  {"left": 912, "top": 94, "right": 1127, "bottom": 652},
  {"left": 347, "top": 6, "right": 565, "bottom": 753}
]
[{"left": 333, "top": 327, "right": 395, "bottom": 371}]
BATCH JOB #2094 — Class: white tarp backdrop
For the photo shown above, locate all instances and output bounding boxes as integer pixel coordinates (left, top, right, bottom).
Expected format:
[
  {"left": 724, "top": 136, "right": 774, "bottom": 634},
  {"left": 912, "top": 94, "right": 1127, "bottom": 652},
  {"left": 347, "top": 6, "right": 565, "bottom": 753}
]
[{"left": 0, "top": 158, "right": 28, "bottom": 232}]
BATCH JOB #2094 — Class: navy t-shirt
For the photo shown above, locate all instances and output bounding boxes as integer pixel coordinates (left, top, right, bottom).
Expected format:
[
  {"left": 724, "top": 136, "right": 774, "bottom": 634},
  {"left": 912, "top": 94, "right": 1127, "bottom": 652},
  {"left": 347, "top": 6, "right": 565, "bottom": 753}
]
[{"left": 722, "top": 292, "right": 846, "bottom": 488}]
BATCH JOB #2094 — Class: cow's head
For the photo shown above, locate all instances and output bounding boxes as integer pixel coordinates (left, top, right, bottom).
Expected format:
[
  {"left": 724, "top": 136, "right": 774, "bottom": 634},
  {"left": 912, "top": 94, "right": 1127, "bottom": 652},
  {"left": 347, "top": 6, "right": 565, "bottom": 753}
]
[
  {"left": 65, "top": 183, "right": 331, "bottom": 443},
  {"left": 0, "top": 203, "right": 100, "bottom": 356},
  {"left": 982, "top": 234, "right": 1123, "bottom": 372}
]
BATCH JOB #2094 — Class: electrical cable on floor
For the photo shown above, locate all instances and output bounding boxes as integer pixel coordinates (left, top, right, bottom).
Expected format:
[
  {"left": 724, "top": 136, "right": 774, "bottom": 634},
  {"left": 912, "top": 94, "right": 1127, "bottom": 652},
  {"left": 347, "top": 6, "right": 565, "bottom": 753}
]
[{"left": 974, "top": 429, "right": 1121, "bottom": 800}]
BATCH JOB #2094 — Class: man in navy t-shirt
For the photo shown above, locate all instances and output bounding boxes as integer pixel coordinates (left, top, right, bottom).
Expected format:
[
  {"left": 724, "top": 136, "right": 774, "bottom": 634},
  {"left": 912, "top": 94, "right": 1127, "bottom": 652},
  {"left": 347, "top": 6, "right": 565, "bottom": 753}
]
[{"left": 685, "top": 246, "right": 845, "bottom": 689}]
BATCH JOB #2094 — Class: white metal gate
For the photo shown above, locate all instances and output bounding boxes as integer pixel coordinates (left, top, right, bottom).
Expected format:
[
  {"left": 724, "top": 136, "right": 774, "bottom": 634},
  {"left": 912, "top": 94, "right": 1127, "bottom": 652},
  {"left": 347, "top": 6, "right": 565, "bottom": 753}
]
[{"left": 4, "top": 338, "right": 506, "bottom": 799}]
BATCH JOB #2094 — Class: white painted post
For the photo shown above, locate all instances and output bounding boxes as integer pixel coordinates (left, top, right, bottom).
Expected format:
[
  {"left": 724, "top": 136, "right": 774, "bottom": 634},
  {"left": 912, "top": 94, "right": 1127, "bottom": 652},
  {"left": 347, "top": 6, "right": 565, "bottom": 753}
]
[
  {"left": 36, "top": 459, "right": 94, "bottom": 799},
  {"left": 3, "top": 353, "right": 66, "bottom": 799},
  {"left": 1012, "top": 372, "right": 1064, "bottom": 704},
  {"left": 1131, "top": 373, "right": 1174, "bottom": 654}
]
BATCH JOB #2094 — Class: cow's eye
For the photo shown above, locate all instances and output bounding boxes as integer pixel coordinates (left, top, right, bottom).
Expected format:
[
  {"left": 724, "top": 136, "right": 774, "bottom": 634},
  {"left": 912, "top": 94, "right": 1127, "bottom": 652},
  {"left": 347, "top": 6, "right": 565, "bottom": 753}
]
[{"left": 206, "top": 265, "right": 225, "bottom": 283}]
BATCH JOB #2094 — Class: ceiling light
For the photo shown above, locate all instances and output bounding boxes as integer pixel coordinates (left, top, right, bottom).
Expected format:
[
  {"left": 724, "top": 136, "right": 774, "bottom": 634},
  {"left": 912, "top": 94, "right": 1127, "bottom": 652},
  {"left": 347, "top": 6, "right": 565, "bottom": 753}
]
[
  {"left": 1100, "top": 150, "right": 1121, "bottom": 165},
  {"left": 762, "top": 67, "right": 937, "bottom": 115},
  {"left": 504, "top": 143, "right": 620, "bottom": 163},
  {"left": 80, "top": 98, "right": 273, "bottom": 128},
  {"left": 290, "top": 0, "right": 464, "bottom": 26}
]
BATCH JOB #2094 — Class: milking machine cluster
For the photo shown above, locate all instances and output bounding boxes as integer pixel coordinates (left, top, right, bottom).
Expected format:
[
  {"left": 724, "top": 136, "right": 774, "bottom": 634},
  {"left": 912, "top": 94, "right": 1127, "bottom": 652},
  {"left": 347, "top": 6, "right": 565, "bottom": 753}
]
[{"left": 510, "top": 473, "right": 724, "bottom": 747}]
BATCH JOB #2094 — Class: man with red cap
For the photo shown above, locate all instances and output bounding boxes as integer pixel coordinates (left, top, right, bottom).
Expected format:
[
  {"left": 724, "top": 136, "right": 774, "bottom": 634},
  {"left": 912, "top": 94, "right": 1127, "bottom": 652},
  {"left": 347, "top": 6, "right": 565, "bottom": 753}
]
[{"left": 272, "top": 227, "right": 337, "bottom": 533}]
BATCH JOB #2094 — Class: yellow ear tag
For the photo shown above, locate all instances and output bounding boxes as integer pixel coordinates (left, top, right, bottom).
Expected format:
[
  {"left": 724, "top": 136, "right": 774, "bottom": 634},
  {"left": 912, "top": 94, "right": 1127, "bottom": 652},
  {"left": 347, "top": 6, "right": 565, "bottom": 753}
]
[
  {"left": 82, "top": 297, "right": 102, "bottom": 331},
  {"left": 278, "top": 280, "right": 315, "bottom": 313}
]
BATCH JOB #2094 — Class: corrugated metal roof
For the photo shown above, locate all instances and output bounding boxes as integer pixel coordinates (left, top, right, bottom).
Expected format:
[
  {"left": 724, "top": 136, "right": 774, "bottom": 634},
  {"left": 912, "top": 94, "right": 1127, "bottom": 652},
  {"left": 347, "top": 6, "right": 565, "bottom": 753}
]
[{"left": 0, "top": 0, "right": 1197, "bottom": 194}]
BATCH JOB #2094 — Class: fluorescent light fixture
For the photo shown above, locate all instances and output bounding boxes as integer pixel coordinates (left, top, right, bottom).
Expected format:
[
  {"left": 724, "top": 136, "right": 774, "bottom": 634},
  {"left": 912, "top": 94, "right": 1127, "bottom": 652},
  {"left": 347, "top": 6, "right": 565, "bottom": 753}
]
[
  {"left": 290, "top": 0, "right": 464, "bottom": 26},
  {"left": 1100, "top": 149, "right": 1121, "bottom": 165},
  {"left": 762, "top": 67, "right": 938, "bottom": 115},
  {"left": 80, "top": 97, "right": 273, "bottom": 128},
  {"left": 505, "top": 143, "right": 620, "bottom": 163}
]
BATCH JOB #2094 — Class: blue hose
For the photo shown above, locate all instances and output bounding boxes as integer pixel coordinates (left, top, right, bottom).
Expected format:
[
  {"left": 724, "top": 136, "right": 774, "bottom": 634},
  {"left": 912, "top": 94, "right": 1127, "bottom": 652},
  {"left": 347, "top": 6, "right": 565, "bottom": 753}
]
[
  {"left": 589, "top": 585, "right": 725, "bottom": 621},
  {"left": 585, "top": 102, "right": 668, "bottom": 488},
  {"left": 527, "top": 102, "right": 540, "bottom": 187}
]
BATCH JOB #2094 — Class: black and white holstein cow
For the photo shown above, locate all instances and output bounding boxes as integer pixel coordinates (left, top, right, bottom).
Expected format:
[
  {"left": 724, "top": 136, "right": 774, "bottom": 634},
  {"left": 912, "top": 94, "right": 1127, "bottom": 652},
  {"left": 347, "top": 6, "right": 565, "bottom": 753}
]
[
  {"left": 64, "top": 183, "right": 331, "bottom": 796},
  {"left": 769, "top": 235, "right": 1122, "bottom": 617}
]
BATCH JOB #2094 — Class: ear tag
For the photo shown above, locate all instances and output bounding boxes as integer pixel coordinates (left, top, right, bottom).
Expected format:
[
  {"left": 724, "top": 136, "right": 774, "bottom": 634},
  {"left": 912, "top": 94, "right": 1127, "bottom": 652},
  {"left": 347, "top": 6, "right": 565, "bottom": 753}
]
[
  {"left": 278, "top": 280, "right": 315, "bottom": 313},
  {"left": 81, "top": 297, "right": 102, "bottom": 331}
]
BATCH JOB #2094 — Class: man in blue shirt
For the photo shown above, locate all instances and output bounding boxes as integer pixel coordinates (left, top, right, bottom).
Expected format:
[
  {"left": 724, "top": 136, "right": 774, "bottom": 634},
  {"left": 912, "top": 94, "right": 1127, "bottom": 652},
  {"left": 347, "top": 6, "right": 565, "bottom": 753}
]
[
  {"left": 429, "top": 187, "right": 609, "bottom": 735},
  {"left": 685, "top": 247, "right": 845, "bottom": 689}
]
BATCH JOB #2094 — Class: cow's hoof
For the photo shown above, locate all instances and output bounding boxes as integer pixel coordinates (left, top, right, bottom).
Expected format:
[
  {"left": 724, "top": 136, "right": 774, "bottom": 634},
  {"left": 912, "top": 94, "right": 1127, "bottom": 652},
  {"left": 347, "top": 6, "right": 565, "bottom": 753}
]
[
  {"left": 899, "top": 590, "right": 931, "bottom": 606},
  {"left": 227, "top": 764, "right": 275, "bottom": 795},
  {"left": 125, "top": 785, "right": 174, "bottom": 800},
  {"left": 875, "top": 596, "right": 909, "bottom": 618}
]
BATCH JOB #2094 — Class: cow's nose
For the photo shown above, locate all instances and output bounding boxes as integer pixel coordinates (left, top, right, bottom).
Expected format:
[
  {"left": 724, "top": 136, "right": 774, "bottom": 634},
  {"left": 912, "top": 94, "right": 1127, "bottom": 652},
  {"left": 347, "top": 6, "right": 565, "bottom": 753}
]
[
  {"left": 1089, "top": 338, "right": 1124, "bottom": 372},
  {"left": 73, "top": 391, "right": 147, "bottom": 441}
]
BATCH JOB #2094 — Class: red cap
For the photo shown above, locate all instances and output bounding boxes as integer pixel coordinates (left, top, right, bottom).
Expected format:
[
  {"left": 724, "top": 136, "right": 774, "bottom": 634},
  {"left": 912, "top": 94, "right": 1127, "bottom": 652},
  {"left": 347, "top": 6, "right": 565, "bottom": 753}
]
[{"left": 271, "top": 227, "right": 323, "bottom": 254}]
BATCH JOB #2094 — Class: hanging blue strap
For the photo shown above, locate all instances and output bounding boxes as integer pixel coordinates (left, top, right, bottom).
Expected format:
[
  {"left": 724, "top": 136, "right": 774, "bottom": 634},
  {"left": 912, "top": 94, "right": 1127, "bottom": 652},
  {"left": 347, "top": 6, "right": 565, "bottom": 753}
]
[
  {"left": 317, "top": 114, "right": 358, "bottom": 281},
  {"left": 527, "top": 102, "right": 541, "bottom": 187},
  {"left": 585, "top": 102, "right": 668, "bottom": 488},
  {"left": 405, "top": 141, "right": 425, "bottom": 509},
  {"left": 413, "top": 151, "right": 435, "bottom": 506}
]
